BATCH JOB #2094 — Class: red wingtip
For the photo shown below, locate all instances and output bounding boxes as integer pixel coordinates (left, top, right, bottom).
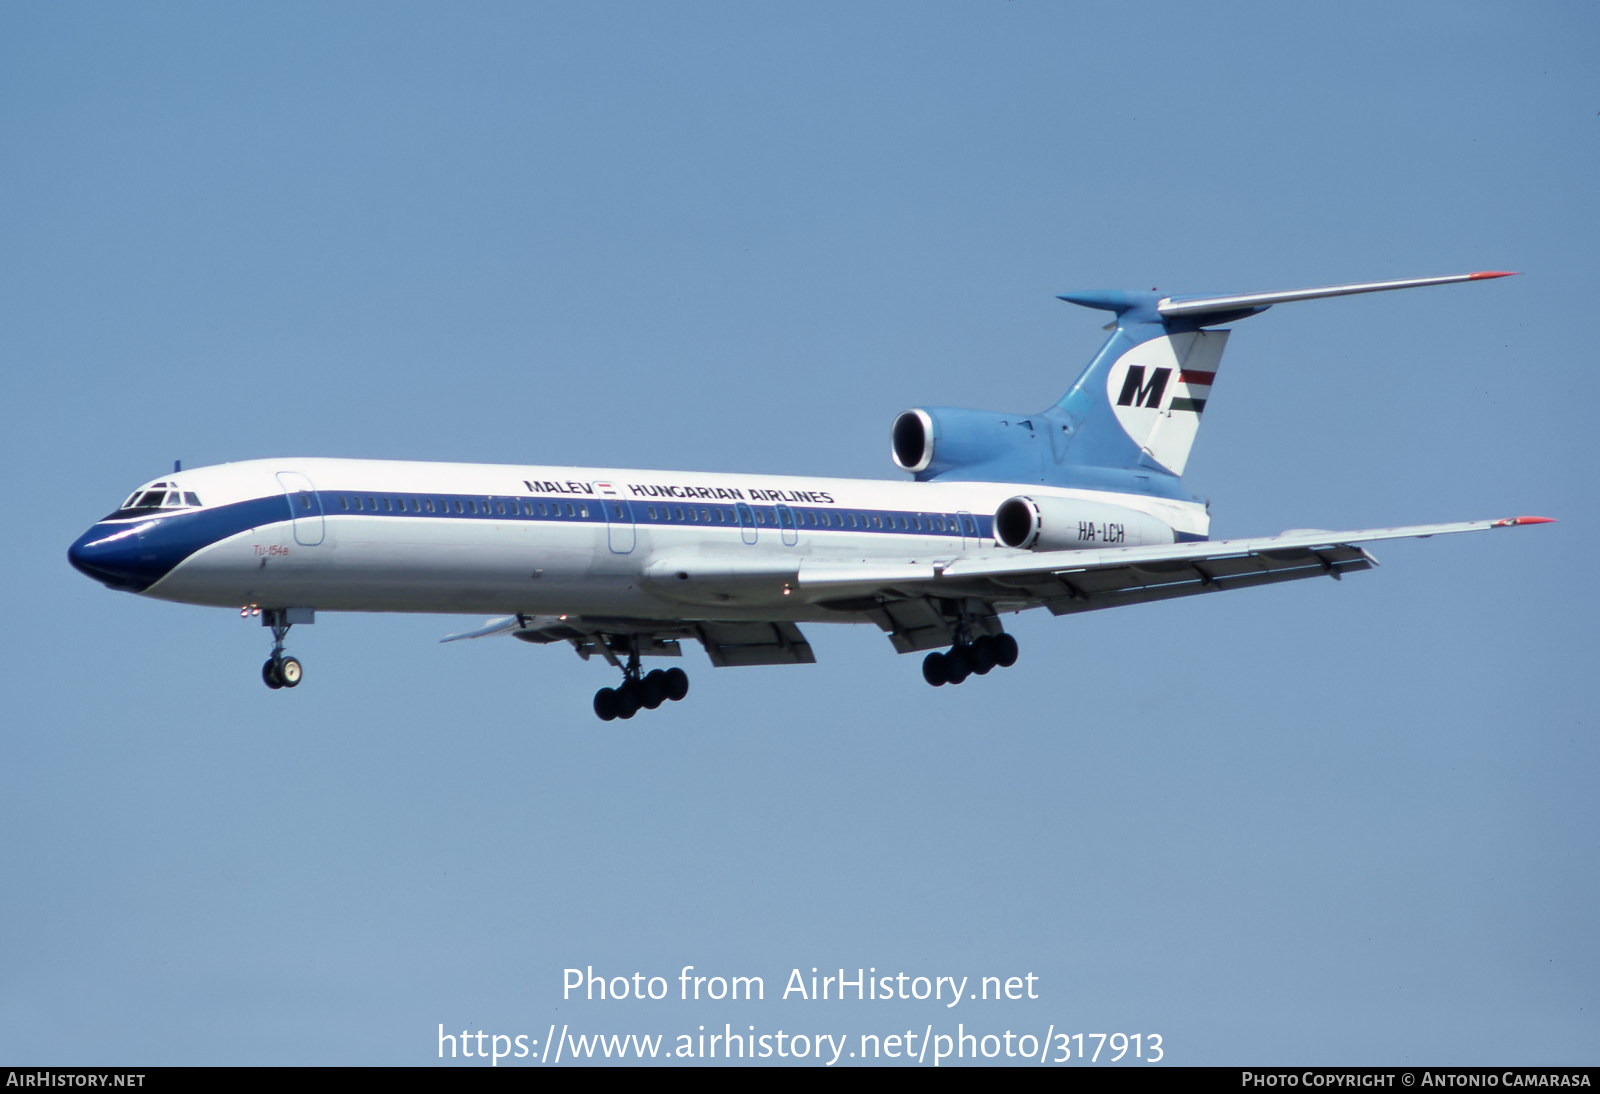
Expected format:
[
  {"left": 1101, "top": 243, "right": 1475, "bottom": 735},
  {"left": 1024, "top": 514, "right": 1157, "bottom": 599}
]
[
  {"left": 1494, "top": 515, "right": 1555, "bottom": 526},
  {"left": 1469, "top": 270, "right": 1518, "bottom": 280}
]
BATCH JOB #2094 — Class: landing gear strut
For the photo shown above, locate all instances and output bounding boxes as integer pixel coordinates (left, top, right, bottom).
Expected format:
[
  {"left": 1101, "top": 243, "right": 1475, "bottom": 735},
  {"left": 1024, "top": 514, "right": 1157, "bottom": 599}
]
[
  {"left": 922, "top": 632, "right": 1018, "bottom": 687},
  {"left": 593, "top": 640, "right": 689, "bottom": 721},
  {"left": 260, "top": 608, "right": 304, "bottom": 690}
]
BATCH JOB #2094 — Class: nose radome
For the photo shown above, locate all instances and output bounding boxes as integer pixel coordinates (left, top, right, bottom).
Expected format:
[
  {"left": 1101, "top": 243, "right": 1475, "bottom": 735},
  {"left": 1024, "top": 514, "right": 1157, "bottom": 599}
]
[{"left": 67, "top": 523, "right": 150, "bottom": 590}]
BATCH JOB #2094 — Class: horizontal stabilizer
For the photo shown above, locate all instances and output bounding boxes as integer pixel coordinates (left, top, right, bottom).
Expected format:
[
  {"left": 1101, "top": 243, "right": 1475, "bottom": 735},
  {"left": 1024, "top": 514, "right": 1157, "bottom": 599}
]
[{"left": 1156, "top": 271, "right": 1515, "bottom": 320}]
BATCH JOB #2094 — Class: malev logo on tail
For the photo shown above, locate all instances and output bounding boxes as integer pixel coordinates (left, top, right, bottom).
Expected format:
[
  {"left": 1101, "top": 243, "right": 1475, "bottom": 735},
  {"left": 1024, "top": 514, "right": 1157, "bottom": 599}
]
[{"left": 1106, "top": 329, "right": 1228, "bottom": 477}]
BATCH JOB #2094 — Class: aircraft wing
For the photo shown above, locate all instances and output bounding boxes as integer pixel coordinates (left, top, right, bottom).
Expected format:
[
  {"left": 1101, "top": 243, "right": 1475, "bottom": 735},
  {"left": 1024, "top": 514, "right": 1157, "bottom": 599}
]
[
  {"left": 444, "top": 517, "right": 1549, "bottom": 663},
  {"left": 798, "top": 516, "right": 1553, "bottom": 645}
]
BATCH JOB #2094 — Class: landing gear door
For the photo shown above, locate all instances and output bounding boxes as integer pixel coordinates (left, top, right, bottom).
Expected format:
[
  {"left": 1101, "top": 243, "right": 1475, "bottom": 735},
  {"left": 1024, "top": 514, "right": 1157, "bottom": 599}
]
[{"left": 275, "top": 471, "right": 325, "bottom": 546}]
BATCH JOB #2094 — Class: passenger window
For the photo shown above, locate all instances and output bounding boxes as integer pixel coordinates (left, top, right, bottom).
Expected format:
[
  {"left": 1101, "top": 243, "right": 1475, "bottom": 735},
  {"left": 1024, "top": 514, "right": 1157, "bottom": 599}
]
[
  {"left": 339, "top": 497, "right": 349, "bottom": 511},
  {"left": 565, "top": 503, "right": 575, "bottom": 517},
  {"left": 674, "top": 507, "right": 684, "bottom": 521},
  {"left": 579, "top": 504, "right": 589, "bottom": 518}
]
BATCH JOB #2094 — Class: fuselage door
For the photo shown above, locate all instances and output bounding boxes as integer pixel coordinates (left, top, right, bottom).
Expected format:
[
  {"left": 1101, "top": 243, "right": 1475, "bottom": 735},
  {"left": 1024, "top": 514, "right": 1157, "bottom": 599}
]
[
  {"left": 275, "top": 471, "right": 325, "bottom": 546},
  {"left": 736, "top": 503, "right": 759, "bottom": 546},
  {"left": 604, "top": 498, "right": 636, "bottom": 554},
  {"left": 775, "top": 504, "right": 799, "bottom": 547},
  {"left": 958, "top": 510, "right": 981, "bottom": 554}
]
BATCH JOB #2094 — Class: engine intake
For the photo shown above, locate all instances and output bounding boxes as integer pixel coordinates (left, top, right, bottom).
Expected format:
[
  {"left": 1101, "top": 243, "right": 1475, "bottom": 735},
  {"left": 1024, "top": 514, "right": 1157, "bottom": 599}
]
[
  {"left": 994, "top": 494, "right": 1175, "bottom": 551},
  {"left": 891, "top": 406, "right": 1042, "bottom": 480}
]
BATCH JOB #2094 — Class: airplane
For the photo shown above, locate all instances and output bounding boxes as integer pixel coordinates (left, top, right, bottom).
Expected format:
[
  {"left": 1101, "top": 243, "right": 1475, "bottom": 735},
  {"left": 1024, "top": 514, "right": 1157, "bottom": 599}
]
[{"left": 67, "top": 271, "right": 1551, "bottom": 720}]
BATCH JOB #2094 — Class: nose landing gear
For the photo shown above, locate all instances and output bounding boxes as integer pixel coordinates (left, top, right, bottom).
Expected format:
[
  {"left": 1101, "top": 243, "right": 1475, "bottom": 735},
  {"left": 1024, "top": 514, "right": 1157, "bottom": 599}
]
[{"left": 258, "top": 608, "right": 309, "bottom": 689}]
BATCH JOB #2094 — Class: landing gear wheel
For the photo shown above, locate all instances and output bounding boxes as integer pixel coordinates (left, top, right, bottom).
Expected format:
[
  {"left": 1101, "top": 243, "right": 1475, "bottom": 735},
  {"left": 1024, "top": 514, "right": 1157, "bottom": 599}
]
[
  {"left": 663, "top": 667, "right": 689, "bottom": 702},
  {"left": 968, "top": 636, "right": 997, "bottom": 675},
  {"left": 922, "top": 651, "right": 947, "bottom": 686},
  {"left": 614, "top": 681, "right": 642, "bottom": 720},
  {"left": 943, "top": 647, "right": 972, "bottom": 685},
  {"left": 640, "top": 670, "right": 668, "bottom": 710},
  {"left": 594, "top": 687, "right": 620, "bottom": 721},
  {"left": 262, "top": 659, "right": 283, "bottom": 689},
  {"left": 994, "top": 633, "right": 1019, "bottom": 668},
  {"left": 277, "top": 657, "right": 302, "bottom": 688}
]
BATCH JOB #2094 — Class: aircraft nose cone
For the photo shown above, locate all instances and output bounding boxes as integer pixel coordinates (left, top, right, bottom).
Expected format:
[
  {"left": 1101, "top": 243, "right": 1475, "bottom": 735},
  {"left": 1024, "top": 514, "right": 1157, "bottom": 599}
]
[{"left": 68, "top": 523, "right": 155, "bottom": 591}]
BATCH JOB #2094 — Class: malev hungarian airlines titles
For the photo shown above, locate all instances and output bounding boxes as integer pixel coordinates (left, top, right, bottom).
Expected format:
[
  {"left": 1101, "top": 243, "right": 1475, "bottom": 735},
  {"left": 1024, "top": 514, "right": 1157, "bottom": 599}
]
[{"left": 69, "top": 272, "right": 1549, "bottom": 720}]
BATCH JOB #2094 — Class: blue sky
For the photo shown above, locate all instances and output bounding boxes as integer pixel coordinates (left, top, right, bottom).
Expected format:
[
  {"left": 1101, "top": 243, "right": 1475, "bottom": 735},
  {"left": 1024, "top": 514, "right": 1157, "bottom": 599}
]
[{"left": 4, "top": 1, "right": 1594, "bottom": 1066}]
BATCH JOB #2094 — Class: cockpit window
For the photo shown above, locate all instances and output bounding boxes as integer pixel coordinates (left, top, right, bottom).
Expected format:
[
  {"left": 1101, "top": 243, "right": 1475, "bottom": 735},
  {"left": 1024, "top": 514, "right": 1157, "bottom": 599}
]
[{"left": 103, "top": 481, "right": 203, "bottom": 521}]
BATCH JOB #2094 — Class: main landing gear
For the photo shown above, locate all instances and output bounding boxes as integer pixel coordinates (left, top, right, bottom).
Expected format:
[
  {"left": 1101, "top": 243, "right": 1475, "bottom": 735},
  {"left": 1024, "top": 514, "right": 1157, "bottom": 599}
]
[
  {"left": 921, "top": 632, "right": 1018, "bottom": 687},
  {"left": 593, "top": 641, "right": 689, "bottom": 721},
  {"left": 258, "top": 608, "right": 304, "bottom": 690}
]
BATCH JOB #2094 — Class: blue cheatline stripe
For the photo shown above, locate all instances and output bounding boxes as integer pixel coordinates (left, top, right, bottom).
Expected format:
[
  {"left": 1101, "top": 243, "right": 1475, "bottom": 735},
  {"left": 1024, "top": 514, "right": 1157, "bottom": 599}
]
[
  {"left": 322, "top": 489, "right": 990, "bottom": 540},
  {"left": 73, "top": 489, "right": 1020, "bottom": 592}
]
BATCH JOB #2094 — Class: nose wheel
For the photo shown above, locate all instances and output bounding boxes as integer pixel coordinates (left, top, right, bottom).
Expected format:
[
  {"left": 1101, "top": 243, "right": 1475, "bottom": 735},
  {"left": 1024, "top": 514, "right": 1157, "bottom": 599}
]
[
  {"left": 263, "top": 655, "right": 303, "bottom": 689},
  {"left": 259, "top": 609, "right": 305, "bottom": 690}
]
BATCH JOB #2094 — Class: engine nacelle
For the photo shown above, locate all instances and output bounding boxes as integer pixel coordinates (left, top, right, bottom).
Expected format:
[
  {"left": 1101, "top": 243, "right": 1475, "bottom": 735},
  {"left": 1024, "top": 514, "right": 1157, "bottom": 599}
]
[
  {"left": 994, "top": 494, "right": 1175, "bottom": 551},
  {"left": 891, "top": 406, "right": 1043, "bottom": 480}
]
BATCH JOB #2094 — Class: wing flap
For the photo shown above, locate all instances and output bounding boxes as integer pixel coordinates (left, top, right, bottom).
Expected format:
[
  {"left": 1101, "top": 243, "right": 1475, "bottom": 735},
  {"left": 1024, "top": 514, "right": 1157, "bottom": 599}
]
[
  {"left": 1032, "top": 545, "right": 1375, "bottom": 616},
  {"left": 694, "top": 621, "right": 816, "bottom": 667}
]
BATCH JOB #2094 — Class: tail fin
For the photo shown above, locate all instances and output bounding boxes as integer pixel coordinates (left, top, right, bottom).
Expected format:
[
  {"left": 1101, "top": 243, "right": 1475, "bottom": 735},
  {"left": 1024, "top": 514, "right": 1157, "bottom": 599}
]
[{"left": 1046, "top": 272, "right": 1514, "bottom": 489}]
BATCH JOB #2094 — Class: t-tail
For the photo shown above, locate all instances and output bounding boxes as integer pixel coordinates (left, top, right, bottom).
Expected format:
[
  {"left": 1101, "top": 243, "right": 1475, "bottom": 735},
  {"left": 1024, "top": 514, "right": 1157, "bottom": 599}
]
[{"left": 890, "top": 271, "right": 1514, "bottom": 500}]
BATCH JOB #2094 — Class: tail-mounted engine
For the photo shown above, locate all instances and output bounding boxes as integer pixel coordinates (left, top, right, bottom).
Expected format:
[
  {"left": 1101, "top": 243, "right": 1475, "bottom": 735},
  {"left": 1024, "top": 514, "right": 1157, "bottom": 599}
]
[
  {"left": 891, "top": 407, "right": 1047, "bottom": 482},
  {"left": 993, "top": 494, "right": 1175, "bottom": 551}
]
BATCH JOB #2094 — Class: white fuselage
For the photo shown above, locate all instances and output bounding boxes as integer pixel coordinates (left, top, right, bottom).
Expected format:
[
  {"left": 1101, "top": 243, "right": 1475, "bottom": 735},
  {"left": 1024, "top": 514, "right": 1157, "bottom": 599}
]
[{"left": 83, "top": 458, "right": 1208, "bottom": 622}]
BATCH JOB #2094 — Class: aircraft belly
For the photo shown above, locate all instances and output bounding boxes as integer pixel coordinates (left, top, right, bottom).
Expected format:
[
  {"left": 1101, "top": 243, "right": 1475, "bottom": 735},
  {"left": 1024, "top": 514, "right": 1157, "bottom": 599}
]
[{"left": 147, "top": 510, "right": 1003, "bottom": 619}]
